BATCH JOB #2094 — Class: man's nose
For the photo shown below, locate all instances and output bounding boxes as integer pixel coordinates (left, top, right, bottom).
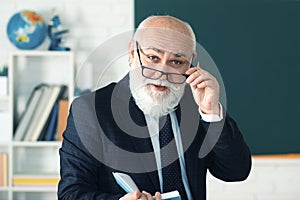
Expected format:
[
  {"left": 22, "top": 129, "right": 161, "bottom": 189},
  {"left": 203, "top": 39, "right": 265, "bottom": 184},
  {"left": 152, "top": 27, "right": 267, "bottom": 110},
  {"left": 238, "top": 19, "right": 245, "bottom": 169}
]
[{"left": 159, "top": 73, "right": 168, "bottom": 81}]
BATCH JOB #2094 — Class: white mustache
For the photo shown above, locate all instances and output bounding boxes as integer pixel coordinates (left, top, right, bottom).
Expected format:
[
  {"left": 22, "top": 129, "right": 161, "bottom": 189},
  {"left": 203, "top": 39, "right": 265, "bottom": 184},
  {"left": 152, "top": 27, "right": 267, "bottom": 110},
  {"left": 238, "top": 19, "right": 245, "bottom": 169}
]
[{"left": 146, "top": 79, "right": 182, "bottom": 91}]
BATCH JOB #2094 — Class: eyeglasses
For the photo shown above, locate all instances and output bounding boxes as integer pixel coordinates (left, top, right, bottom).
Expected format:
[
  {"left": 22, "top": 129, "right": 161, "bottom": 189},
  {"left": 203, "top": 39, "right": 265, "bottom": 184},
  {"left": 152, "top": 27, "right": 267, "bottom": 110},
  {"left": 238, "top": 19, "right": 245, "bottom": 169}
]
[{"left": 136, "top": 41, "right": 189, "bottom": 84}]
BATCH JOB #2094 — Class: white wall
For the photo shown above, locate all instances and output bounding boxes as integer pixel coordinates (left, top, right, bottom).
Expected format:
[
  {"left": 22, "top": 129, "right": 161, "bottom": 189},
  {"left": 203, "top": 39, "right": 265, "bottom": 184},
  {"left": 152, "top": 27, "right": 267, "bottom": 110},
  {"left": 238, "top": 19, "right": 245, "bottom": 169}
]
[
  {"left": 0, "top": 0, "right": 134, "bottom": 90},
  {"left": 207, "top": 158, "right": 300, "bottom": 200}
]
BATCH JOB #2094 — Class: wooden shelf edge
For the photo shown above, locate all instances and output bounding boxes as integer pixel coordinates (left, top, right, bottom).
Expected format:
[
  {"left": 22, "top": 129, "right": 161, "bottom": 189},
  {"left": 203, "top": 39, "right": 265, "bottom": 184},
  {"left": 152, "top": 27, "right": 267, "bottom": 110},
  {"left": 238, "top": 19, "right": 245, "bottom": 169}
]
[
  {"left": 252, "top": 154, "right": 300, "bottom": 159},
  {"left": 12, "top": 186, "right": 57, "bottom": 192},
  {"left": 0, "top": 187, "right": 9, "bottom": 191},
  {"left": 12, "top": 141, "right": 62, "bottom": 147}
]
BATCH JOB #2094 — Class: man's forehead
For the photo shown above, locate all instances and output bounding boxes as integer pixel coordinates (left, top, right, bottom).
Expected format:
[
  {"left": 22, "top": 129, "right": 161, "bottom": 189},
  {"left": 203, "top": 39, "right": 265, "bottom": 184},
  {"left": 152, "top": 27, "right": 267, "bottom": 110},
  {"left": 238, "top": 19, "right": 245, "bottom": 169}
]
[
  {"left": 134, "top": 27, "right": 195, "bottom": 56},
  {"left": 142, "top": 45, "right": 188, "bottom": 58}
]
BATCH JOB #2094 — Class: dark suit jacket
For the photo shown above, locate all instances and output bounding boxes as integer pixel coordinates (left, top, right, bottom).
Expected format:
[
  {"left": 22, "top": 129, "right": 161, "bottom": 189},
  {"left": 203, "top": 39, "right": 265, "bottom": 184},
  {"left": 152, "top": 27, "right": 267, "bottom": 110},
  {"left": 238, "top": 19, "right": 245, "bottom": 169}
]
[{"left": 58, "top": 76, "right": 251, "bottom": 200}]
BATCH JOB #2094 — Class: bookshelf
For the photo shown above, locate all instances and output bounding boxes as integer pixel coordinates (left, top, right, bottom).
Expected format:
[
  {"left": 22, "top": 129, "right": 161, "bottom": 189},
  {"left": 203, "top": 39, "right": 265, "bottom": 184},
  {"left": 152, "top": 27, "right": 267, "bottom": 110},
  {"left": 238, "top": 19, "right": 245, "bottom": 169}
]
[
  {"left": 0, "top": 90, "right": 10, "bottom": 146},
  {"left": 0, "top": 73, "right": 9, "bottom": 200},
  {"left": 3, "top": 50, "right": 75, "bottom": 200}
]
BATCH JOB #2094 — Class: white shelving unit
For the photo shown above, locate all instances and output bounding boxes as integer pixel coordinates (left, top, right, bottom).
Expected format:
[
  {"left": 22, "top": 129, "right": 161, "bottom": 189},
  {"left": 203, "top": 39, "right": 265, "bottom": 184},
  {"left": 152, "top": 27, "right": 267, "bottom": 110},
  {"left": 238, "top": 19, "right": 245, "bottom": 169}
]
[
  {"left": 0, "top": 74, "right": 10, "bottom": 200},
  {"left": 0, "top": 50, "right": 75, "bottom": 200},
  {"left": 0, "top": 95, "right": 10, "bottom": 147}
]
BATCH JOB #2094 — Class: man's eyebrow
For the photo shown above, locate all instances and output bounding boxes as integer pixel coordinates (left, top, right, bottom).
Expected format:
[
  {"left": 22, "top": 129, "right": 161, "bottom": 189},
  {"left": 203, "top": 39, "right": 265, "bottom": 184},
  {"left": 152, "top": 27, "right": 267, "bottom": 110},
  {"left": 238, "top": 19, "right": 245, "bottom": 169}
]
[
  {"left": 145, "top": 46, "right": 164, "bottom": 54},
  {"left": 145, "top": 47, "right": 188, "bottom": 58},
  {"left": 174, "top": 53, "right": 187, "bottom": 58}
]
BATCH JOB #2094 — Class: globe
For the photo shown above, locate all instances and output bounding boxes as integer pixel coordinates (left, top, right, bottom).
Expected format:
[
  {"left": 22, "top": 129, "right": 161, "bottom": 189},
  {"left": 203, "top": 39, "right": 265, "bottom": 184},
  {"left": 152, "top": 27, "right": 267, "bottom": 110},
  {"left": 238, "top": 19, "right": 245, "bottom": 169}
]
[{"left": 7, "top": 10, "right": 47, "bottom": 50}]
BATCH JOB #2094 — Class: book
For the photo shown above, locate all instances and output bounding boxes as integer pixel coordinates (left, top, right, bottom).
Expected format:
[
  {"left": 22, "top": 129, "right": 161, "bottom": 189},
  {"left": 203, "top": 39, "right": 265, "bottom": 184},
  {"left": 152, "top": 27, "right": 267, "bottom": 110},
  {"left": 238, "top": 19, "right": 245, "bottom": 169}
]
[
  {"left": 57, "top": 99, "right": 69, "bottom": 141},
  {"left": 13, "top": 178, "right": 59, "bottom": 186},
  {"left": 0, "top": 154, "right": 3, "bottom": 186},
  {"left": 22, "top": 85, "right": 51, "bottom": 141},
  {"left": 24, "top": 85, "right": 66, "bottom": 141},
  {"left": 0, "top": 153, "right": 8, "bottom": 187},
  {"left": 112, "top": 172, "right": 181, "bottom": 200},
  {"left": 13, "top": 174, "right": 59, "bottom": 186},
  {"left": 44, "top": 102, "right": 59, "bottom": 141},
  {"left": 14, "top": 85, "right": 47, "bottom": 141}
]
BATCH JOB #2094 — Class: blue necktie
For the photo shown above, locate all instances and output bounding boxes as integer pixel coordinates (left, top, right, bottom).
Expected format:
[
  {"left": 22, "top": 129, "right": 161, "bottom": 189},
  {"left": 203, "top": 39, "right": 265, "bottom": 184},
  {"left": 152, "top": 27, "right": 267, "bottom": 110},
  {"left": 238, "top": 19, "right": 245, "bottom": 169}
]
[{"left": 159, "top": 115, "right": 187, "bottom": 199}]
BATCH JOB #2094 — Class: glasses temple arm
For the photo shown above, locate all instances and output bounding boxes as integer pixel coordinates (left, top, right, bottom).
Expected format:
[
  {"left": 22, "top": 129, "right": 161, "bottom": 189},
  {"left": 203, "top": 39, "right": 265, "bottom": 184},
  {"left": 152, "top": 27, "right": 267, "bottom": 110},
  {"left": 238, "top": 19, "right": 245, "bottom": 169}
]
[{"left": 135, "top": 41, "right": 143, "bottom": 66}]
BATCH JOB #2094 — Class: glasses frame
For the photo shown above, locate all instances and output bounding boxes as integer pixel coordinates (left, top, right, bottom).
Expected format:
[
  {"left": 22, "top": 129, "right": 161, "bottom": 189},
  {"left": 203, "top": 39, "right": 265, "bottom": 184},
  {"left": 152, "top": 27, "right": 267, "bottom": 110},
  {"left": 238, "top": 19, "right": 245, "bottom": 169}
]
[{"left": 135, "top": 41, "right": 189, "bottom": 84}]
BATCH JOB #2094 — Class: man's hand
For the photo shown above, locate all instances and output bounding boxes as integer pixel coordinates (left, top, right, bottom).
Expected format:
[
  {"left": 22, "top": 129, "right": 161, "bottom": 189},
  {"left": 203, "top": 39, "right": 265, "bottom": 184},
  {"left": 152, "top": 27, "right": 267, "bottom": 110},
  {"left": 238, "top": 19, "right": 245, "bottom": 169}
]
[
  {"left": 185, "top": 62, "right": 220, "bottom": 115},
  {"left": 121, "top": 190, "right": 161, "bottom": 200}
]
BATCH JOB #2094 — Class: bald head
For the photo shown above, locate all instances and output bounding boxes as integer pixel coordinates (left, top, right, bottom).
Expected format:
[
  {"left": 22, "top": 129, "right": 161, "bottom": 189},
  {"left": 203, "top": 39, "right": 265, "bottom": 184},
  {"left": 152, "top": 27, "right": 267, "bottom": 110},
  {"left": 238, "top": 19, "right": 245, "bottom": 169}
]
[
  {"left": 133, "top": 15, "right": 196, "bottom": 59},
  {"left": 137, "top": 16, "right": 196, "bottom": 42}
]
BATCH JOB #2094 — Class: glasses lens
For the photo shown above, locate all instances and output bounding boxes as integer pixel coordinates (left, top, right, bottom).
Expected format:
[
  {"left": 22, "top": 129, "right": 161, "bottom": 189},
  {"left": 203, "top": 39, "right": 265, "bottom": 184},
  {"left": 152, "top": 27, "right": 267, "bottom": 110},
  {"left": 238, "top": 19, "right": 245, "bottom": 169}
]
[
  {"left": 168, "top": 73, "right": 187, "bottom": 84},
  {"left": 142, "top": 67, "right": 162, "bottom": 79},
  {"left": 142, "top": 66, "right": 187, "bottom": 84}
]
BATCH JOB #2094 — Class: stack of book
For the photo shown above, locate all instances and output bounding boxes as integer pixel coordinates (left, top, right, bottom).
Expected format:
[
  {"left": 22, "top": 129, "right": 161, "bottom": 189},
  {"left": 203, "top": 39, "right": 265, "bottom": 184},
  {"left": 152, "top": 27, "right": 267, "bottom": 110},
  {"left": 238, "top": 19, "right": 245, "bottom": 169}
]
[
  {"left": 0, "top": 153, "right": 8, "bottom": 187},
  {"left": 14, "top": 84, "right": 69, "bottom": 142},
  {"left": 13, "top": 174, "right": 59, "bottom": 187}
]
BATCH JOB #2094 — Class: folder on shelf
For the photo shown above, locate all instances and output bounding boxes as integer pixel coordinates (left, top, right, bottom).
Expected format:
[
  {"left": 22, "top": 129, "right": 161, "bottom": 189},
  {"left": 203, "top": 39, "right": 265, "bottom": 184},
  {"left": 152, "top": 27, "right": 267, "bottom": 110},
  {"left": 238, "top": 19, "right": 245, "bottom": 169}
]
[
  {"left": 57, "top": 99, "right": 69, "bottom": 141},
  {"left": 24, "top": 85, "right": 66, "bottom": 141},
  {"left": 14, "top": 84, "right": 48, "bottom": 141},
  {"left": 44, "top": 102, "right": 59, "bottom": 141},
  {"left": 0, "top": 153, "right": 8, "bottom": 187}
]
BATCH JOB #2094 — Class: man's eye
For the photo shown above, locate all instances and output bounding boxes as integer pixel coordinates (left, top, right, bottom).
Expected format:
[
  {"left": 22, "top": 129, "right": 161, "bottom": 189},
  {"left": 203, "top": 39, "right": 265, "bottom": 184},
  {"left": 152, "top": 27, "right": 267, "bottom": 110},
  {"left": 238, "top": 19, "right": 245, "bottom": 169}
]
[
  {"left": 172, "top": 60, "right": 182, "bottom": 65},
  {"left": 148, "top": 56, "right": 159, "bottom": 61}
]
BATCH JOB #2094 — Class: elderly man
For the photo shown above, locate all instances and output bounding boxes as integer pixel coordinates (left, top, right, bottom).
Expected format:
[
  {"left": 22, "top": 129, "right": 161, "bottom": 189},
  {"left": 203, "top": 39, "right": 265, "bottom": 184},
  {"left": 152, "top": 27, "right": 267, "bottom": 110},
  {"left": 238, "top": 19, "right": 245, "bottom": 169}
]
[{"left": 58, "top": 15, "right": 251, "bottom": 200}]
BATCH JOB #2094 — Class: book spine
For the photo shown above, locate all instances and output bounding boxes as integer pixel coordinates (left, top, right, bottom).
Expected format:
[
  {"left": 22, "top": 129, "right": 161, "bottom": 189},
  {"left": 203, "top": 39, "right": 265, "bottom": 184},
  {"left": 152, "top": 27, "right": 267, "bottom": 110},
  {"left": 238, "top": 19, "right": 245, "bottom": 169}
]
[
  {"left": 23, "top": 86, "right": 50, "bottom": 141},
  {"left": 44, "top": 102, "right": 59, "bottom": 141},
  {"left": 0, "top": 154, "right": 3, "bottom": 186},
  {"left": 26, "top": 85, "right": 65, "bottom": 141},
  {"left": 0, "top": 153, "right": 8, "bottom": 187},
  {"left": 57, "top": 99, "right": 69, "bottom": 141},
  {"left": 14, "top": 85, "right": 45, "bottom": 141},
  {"left": 13, "top": 178, "right": 59, "bottom": 186}
]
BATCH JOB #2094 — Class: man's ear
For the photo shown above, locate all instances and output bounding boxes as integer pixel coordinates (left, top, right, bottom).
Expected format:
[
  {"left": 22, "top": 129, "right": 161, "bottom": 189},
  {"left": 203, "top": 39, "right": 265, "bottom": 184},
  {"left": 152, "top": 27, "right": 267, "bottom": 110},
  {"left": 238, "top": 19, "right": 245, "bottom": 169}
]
[
  {"left": 189, "top": 51, "right": 197, "bottom": 67},
  {"left": 128, "top": 40, "right": 135, "bottom": 67},
  {"left": 192, "top": 51, "right": 197, "bottom": 62}
]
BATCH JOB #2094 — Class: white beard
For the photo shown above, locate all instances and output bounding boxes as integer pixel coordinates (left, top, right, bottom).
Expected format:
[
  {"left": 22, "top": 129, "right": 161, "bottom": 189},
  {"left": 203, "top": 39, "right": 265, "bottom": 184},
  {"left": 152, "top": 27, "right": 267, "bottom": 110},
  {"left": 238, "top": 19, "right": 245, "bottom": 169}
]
[{"left": 129, "top": 68, "right": 186, "bottom": 118}]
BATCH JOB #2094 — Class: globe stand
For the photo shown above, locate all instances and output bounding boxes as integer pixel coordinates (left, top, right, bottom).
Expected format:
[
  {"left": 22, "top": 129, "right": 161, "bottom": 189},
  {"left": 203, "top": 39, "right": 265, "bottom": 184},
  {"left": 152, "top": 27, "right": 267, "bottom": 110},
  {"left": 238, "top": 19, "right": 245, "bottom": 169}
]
[{"left": 48, "top": 15, "right": 70, "bottom": 51}]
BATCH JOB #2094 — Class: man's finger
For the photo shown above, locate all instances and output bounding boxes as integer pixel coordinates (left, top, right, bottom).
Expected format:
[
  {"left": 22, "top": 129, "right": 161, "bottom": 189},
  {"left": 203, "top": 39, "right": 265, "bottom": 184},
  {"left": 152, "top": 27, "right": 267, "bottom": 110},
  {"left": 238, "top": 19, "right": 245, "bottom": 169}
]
[
  {"left": 185, "top": 62, "right": 205, "bottom": 76},
  {"left": 135, "top": 190, "right": 142, "bottom": 199},
  {"left": 141, "top": 191, "right": 153, "bottom": 199},
  {"left": 154, "top": 192, "right": 161, "bottom": 200}
]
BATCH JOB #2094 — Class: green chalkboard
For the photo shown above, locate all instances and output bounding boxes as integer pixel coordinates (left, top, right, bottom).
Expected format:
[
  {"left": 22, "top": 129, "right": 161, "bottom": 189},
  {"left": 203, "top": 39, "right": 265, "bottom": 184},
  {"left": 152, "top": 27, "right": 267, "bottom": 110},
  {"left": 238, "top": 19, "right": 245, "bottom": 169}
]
[{"left": 135, "top": 0, "right": 300, "bottom": 154}]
